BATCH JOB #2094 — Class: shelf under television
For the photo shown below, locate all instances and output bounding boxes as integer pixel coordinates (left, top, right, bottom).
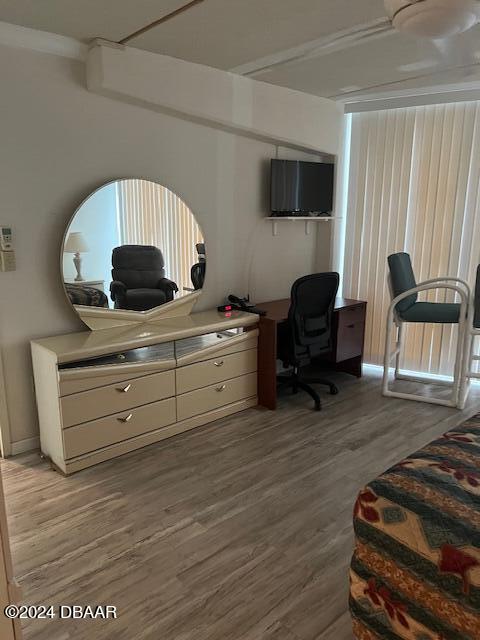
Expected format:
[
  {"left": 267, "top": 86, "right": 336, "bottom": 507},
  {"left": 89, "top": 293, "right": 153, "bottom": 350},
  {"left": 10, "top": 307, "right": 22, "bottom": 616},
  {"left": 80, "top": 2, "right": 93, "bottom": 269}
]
[{"left": 266, "top": 216, "right": 342, "bottom": 236}]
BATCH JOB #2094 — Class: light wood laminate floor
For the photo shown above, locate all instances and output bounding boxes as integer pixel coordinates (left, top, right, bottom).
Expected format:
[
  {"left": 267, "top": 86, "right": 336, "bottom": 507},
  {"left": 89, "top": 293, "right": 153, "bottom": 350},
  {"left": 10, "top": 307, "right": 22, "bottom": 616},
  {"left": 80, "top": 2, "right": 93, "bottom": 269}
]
[{"left": 3, "top": 370, "right": 480, "bottom": 640}]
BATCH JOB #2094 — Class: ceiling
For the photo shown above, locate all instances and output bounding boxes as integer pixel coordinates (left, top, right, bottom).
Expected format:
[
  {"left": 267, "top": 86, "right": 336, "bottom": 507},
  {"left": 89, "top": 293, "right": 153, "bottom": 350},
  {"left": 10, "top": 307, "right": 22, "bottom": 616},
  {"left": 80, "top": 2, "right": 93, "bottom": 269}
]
[{"left": 1, "top": 0, "right": 479, "bottom": 103}]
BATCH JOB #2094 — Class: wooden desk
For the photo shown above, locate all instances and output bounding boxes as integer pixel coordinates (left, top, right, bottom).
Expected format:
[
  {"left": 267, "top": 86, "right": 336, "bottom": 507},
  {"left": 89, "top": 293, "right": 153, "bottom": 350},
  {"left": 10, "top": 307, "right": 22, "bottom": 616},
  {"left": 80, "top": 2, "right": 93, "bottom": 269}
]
[{"left": 257, "top": 297, "right": 367, "bottom": 410}]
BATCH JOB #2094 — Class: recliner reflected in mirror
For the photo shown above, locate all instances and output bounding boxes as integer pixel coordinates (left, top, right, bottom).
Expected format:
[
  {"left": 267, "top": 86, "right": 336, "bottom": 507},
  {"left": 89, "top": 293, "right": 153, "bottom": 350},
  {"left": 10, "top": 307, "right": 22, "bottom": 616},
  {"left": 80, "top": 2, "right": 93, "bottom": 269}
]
[{"left": 110, "top": 245, "right": 179, "bottom": 311}]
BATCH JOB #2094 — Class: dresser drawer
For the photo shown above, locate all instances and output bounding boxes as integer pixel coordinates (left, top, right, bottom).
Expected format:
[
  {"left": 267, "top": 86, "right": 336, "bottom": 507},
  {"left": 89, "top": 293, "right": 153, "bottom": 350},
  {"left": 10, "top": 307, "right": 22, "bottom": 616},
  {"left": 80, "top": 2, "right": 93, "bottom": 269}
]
[
  {"left": 175, "top": 329, "right": 254, "bottom": 366},
  {"left": 176, "top": 348, "right": 257, "bottom": 395},
  {"left": 59, "top": 365, "right": 173, "bottom": 397},
  {"left": 63, "top": 397, "right": 176, "bottom": 458},
  {"left": 177, "top": 372, "right": 257, "bottom": 422},
  {"left": 58, "top": 341, "right": 175, "bottom": 370},
  {"left": 61, "top": 370, "right": 175, "bottom": 428}
]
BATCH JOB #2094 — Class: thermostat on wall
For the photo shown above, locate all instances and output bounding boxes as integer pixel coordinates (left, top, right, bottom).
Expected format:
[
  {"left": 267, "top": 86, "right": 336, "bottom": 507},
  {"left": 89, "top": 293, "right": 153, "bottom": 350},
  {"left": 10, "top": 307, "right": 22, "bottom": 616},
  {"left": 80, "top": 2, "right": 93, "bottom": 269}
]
[
  {"left": 0, "top": 225, "right": 15, "bottom": 272},
  {"left": 0, "top": 226, "right": 12, "bottom": 250}
]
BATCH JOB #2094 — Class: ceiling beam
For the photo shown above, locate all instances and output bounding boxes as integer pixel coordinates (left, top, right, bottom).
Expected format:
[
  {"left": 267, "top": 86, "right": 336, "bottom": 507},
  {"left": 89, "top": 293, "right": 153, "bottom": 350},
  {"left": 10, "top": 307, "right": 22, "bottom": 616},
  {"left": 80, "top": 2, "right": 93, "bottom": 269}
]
[
  {"left": 344, "top": 86, "right": 480, "bottom": 112},
  {"left": 230, "top": 18, "right": 394, "bottom": 77},
  {"left": 0, "top": 20, "right": 86, "bottom": 60},
  {"left": 332, "top": 61, "right": 480, "bottom": 102}
]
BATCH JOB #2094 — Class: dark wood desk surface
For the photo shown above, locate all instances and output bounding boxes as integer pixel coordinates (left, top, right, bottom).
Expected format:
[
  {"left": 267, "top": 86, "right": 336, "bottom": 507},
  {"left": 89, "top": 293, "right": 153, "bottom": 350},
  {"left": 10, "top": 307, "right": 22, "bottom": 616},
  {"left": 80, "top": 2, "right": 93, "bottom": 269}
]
[
  {"left": 257, "top": 297, "right": 367, "bottom": 410},
  {"left": 257, "top": 297, "right": 367, "bottom": 323}
]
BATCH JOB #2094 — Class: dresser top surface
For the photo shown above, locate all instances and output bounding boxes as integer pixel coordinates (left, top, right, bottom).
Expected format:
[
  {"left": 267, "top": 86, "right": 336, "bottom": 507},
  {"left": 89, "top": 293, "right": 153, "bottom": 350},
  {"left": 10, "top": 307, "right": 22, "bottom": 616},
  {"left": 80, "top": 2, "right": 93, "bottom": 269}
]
[{"left": 31, "top": 310, "right": 259, "bottom": 363}]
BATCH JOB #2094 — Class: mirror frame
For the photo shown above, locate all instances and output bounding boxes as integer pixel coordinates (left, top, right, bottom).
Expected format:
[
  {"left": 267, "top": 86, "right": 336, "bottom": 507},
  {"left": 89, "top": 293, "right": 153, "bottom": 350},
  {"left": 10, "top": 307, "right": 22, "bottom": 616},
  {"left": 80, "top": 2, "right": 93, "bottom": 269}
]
[{"left": 61, "top": 178, "right": 206, "bottom": 331}]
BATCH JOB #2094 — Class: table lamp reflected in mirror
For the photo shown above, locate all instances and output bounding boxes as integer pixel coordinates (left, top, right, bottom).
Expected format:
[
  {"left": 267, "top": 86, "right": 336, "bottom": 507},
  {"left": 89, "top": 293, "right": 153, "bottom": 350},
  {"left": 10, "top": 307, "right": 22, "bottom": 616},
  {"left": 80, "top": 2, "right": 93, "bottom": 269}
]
[{"left": 64, "top": 232, "right": 89, "bottom": 282}]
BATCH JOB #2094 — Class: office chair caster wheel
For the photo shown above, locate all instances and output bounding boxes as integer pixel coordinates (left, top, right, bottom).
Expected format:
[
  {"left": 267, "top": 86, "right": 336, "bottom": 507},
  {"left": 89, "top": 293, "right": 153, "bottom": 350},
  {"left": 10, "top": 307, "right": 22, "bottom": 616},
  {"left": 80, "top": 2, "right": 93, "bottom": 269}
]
[
  {"left": 314, "top": 402, "right": 321, "bottom": 411},
  {"left": 330, "top": 385, "right": 339, "bottom": 395}
]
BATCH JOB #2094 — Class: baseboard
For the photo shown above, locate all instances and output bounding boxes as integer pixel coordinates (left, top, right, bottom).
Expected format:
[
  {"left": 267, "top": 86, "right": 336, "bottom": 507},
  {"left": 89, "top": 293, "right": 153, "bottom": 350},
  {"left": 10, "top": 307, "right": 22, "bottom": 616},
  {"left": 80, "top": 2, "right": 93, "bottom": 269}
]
[
  {"left": 364, "top": 362, "right": 480, "bottom": 386},
  {"left": 10, "top": 437, "right": 40, "bottom": 456}
]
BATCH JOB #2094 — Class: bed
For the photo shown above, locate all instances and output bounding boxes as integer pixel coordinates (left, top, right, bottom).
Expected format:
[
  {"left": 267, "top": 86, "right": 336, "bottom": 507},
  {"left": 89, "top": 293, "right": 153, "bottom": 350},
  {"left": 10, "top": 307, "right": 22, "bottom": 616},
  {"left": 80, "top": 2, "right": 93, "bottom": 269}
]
[
  {"left": 350, "top": 414, "right": 480, "bottom": 640},
  {"left": 64, "top": 283, "right": 109, "bottom": 308}
]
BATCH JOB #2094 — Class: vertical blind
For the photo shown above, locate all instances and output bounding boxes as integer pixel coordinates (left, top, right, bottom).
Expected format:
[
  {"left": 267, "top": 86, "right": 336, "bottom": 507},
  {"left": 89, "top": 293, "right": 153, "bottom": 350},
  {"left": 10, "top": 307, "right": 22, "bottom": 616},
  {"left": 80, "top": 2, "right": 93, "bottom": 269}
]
[
  {"left": 343, "top": 102, "right": 480, "bottom": 375},
  {"left": 116, "top": 180, "right": 203, "bottom": 294}
]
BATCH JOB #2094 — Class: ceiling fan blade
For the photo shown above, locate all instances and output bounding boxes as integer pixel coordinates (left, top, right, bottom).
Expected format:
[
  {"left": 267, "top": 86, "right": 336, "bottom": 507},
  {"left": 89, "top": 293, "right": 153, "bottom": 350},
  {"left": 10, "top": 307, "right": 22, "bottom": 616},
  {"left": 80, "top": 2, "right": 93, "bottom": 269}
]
[
  {"left": 433, "top": 32, "right": 477, "bottom": 72},
  {"left": 432, "top": 37, "right": 455, "bottom": 62}
]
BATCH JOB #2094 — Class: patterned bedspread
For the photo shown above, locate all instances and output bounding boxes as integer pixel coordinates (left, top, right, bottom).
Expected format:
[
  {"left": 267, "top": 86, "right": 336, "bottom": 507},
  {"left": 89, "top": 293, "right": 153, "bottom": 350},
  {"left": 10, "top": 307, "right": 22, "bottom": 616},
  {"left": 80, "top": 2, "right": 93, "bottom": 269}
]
[
  {"left": 64, "top": 283, "right": 109, "bottom": 308},
  {"left": 350, "top": 414, "right": 480, "bottom": 640}
]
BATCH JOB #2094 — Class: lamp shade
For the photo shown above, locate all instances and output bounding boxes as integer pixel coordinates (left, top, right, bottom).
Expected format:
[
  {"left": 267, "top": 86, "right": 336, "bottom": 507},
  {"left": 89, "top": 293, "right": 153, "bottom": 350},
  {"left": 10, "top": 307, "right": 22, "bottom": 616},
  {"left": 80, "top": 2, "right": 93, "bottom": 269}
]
[{"left": 64, "top": 232, "right": 89, "bottom": 253}]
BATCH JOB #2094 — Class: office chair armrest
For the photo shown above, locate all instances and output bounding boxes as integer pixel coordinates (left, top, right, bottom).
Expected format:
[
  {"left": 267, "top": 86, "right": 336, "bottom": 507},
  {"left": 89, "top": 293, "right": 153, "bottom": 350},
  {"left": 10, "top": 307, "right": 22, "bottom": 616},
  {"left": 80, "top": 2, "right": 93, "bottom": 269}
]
[{"left": 110, "top": 280, "right": 127, "bottom": 302}]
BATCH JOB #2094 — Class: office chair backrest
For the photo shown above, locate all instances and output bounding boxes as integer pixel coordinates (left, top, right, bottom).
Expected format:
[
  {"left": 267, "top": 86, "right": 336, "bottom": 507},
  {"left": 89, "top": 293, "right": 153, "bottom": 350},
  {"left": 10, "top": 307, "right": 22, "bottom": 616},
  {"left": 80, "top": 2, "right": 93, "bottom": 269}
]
[
  {"left": 112, "top": 245, "right": 166, "bottom": 289},
  {"left": 196, "top": 243, "right": 206, "bottom": 263},
  {"left": 387, "top": 252, "right": 418, "bottom": 313},
  {"left": 191, "top": 262, "right": 206, "bottom": 290},
  {"left": 191, "top": 242, "right": 206, "bottom": 290},
  {"left": 289, "top": 273, "right": 339, "bottom": 354}
]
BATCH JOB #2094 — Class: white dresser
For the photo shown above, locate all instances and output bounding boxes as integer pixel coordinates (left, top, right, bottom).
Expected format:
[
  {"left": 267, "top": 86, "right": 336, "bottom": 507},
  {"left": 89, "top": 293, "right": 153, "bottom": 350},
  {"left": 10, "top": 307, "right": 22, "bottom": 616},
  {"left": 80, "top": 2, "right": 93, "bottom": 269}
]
[{"left": 31, "top": 310, "right": 258, "bottom": 475}]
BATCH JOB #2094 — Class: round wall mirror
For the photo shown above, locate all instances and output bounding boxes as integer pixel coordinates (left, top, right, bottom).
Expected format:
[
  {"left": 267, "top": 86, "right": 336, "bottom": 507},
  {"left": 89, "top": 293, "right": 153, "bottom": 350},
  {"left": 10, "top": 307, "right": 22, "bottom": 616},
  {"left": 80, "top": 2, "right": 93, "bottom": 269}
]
[{"left": 62, "top": 179, "right": 205, "bottom": 327}]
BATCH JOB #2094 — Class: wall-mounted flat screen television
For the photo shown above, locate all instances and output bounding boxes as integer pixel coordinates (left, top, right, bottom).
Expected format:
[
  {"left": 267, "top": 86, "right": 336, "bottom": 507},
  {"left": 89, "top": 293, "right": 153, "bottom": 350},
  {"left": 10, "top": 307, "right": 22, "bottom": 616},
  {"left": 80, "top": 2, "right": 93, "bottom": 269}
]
[{"left": 270, "top": 159, "right": 335, "bottom": 216}]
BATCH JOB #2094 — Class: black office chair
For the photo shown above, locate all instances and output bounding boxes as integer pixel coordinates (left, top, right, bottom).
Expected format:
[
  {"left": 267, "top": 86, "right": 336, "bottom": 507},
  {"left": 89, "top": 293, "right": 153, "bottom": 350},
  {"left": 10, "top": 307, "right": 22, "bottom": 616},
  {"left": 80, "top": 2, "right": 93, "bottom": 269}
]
[
  {"left": 277, "top": 273, "right": 340, "bottom": 411},
  {"left": 191, "top": 243, "right": 206, "bottom": 290}
]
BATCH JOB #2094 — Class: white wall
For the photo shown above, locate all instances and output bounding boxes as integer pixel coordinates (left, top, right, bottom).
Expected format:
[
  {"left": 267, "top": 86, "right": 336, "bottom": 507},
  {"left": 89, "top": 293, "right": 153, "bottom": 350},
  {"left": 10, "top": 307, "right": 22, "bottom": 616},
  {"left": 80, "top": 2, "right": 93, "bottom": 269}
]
[{"left": 0, "top": 44, "right": 342, "bottom": 450}]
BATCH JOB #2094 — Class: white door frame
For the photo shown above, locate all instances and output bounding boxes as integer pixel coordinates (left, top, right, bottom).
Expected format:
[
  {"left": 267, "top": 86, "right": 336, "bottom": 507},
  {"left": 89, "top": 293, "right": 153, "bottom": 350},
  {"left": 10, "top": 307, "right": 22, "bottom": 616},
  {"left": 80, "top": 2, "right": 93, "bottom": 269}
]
[
  {"left": 0, "top": 463, "right": 22, "bottom": 638},
  {"left": 0, "top": 350, "right": 12, "bottom": 458}
]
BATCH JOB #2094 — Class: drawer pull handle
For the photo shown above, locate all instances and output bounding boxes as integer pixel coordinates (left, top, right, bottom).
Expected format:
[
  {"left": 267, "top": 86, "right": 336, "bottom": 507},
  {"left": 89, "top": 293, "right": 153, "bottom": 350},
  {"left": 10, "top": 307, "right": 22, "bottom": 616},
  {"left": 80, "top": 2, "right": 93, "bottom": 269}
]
[
  {"left": 347, "top": 324, "right": 355, "bottom": 329},
  {"left": 118, "top": 413, "right": 133, "bottom": 423},
  {"left": 216, "top": 385, "right": 226, "bottom": 392},
  {"left": 117, "top": 384, "right": 132, "bottom": 393},
  {"left": 214, "top": 361, "right": 224, "bottom": 367}
]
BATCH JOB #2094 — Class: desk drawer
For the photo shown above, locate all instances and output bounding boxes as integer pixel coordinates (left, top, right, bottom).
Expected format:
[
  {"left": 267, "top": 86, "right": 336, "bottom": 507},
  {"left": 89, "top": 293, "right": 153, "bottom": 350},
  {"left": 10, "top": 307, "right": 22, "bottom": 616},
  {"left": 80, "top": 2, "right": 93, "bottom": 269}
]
[
  {"left": 63, "top": 397, "right": 176, "bottom": 458},
  {"left": 335, "top": 315, "right": 365, "bottom": 362},
  {"left": 337, "top": 304, "right": 366, "bottom": 329},
  {"left": 177, "top": 372, "right": 257, "bottom": 422},
  {"left": 61, "top": 370, "right": 175, "bottom": 428},
  {"left": 176, "top": 348, "right": 257, "bottom": 394}
]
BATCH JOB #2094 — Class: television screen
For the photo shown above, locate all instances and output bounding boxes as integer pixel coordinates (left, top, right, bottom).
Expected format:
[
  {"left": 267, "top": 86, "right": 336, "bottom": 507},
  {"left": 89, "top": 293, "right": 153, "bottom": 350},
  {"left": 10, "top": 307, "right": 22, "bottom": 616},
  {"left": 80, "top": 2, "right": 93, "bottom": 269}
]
[{"left": 270, "top": 159, "right": 334, "bottom": 215}]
